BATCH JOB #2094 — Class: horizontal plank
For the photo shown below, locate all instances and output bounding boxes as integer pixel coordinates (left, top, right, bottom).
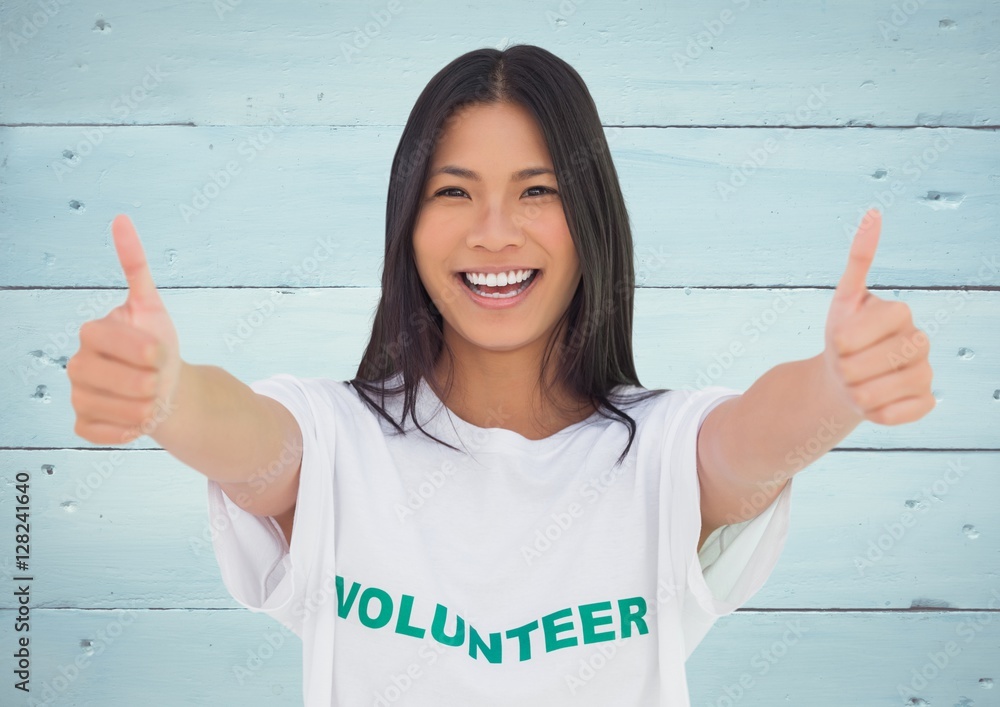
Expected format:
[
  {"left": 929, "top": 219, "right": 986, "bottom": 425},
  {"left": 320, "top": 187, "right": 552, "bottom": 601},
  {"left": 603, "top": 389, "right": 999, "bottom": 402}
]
[
  {"left": 0, "top": 447, "right": 996, "bottom": 611},
  {"left": 0, "top": 609, "right": 996, "bottom": 706},
  {"left": 2, "top": 288, "right": 997, "bottom": 449},
  {"left": 1, "top": 0, "right": 997, "bottom": 126},
  {"left": 688, "top": 610, "right": 1000, "bottom": 707},
  {"left": 1, "top": 125, "right": 995, "bottom": 287}
]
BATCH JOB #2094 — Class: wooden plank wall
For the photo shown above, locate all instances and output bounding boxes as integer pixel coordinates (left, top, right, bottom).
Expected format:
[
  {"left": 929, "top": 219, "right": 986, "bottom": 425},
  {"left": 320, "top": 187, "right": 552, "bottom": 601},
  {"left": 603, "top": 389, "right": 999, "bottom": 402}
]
[{"left": 1, "top": 0, "right": 998, "bottom": 704}]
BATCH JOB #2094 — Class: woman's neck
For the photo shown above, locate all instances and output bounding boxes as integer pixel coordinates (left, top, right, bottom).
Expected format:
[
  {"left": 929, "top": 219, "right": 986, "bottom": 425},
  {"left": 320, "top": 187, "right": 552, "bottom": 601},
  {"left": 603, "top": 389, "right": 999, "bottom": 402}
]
[{"left": 429, "top": 350, "right": 596, "bottom": 441}]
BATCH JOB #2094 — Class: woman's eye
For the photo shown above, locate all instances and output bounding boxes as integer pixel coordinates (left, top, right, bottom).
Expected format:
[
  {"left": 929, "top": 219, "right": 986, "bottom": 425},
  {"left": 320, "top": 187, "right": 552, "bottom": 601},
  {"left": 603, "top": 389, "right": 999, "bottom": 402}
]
[
  {"left": 432, "top": 186, "right": 558, "bottom": 198},
  {"left": 435, "top": 187, "right": 468, "bottom": 198}
]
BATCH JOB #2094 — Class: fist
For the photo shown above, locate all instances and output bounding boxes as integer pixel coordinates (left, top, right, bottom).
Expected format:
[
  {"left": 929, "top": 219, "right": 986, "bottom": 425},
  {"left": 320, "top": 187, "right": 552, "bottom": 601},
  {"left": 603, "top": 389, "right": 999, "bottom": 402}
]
[
  {"left": 822, "top": 209, "right": 936, "bottom": 426},
  {"left": 67, "top": 215, "right": 183, "bottom": 444}
]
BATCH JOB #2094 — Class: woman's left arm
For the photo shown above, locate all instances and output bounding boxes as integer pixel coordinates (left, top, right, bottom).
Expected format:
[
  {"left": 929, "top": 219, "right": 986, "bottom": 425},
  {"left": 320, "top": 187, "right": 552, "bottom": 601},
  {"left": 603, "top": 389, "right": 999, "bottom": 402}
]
[{"left": 695, "top": 209, "right": 936, "bottom": 549}]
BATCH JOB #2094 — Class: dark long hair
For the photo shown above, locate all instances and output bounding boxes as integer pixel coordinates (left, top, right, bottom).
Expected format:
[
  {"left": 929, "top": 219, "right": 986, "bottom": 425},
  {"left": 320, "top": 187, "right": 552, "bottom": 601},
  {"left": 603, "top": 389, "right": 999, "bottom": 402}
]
[{"left": 349, "top": 44, "right": 669, "bottom": 467}]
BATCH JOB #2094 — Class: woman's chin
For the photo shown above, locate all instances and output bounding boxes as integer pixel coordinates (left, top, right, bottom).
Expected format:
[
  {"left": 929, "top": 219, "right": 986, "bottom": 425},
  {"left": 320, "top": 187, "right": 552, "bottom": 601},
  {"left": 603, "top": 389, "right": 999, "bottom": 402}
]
[{"left": 445, "top": 326, "right": 544, "bottom": 355}]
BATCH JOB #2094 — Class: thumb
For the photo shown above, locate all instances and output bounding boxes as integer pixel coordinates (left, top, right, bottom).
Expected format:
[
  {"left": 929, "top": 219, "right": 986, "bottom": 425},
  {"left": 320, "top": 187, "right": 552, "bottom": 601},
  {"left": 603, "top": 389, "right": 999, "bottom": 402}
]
[
  {"left": 833, "top": 207, "right": 881, "bottom": 306},
  {"left": 112, "top": 214, "right": 163, "bottom": 308}
]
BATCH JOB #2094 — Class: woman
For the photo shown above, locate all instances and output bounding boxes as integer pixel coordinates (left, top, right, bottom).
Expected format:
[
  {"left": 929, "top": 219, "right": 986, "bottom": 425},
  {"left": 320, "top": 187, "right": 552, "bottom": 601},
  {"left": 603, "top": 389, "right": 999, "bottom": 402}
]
[{"left": 68, "top": 44, "right": 933, "bottom": 706}]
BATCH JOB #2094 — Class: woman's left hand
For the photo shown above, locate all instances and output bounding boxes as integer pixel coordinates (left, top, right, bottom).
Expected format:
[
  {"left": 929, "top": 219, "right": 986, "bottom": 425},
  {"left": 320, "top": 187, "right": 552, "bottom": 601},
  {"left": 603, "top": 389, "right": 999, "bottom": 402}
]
[{"left": 821, "top": 208, "right": 936, "bottom": 425}]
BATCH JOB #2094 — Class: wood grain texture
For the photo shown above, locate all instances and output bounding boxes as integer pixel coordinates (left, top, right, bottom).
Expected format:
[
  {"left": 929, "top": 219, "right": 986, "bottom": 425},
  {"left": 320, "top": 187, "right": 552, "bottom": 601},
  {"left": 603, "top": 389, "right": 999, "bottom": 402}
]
[
  {"left": 1, "top": 126, "right": 995, "bottom": 288},
  {"left": 0, "top": 609, "right": 996, "bottom": 706},
  {"left": 0, "top": 449, "right": 996, "bottom": 610},
  {"left": 1, "top": 0, "right": 997, "bottom": 126},
  {"left": 1, "top": 0, "right": 997, "bottom": 704},
  {"left": 2, "top": 289, "right": 997, "bottom": 448}
]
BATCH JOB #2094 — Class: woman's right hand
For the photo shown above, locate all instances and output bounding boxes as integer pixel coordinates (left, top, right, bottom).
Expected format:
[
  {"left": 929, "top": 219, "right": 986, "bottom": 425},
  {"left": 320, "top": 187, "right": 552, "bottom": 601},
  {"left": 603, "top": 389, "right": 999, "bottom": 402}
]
[{"left": 68, "top": 215, "right": 183, "bottom": 445}]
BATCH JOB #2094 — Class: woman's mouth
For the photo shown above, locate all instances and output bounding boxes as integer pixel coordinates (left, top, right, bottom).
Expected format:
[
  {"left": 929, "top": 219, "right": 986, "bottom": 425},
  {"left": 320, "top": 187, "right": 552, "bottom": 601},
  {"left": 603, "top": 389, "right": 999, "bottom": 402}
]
[
  {"left": 454, "top": 269, "right": 541, "bottom": 308},
  {"left": 460, "top": 269, "right": 539, "bottom": 298}
]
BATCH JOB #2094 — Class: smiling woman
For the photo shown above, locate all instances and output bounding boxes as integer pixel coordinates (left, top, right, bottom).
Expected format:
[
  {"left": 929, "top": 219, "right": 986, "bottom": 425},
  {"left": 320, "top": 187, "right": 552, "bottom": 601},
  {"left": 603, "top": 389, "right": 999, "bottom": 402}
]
[
  {"left": 353, "top": 46, "right": 667, "bottom": 454},
  {"left": 68, "top": 43, "right": 795, "bottom": 707},
  {"left": 199, "top": 44, "right": 795, "bottom": 707},
  {"left": 411, "top": 101, "right": 592, "bottom": 436}
]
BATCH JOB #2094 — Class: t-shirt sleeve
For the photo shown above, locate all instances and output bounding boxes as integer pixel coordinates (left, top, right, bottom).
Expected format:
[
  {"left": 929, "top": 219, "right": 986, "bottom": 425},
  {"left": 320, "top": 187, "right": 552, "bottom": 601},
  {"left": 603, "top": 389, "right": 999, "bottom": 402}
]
[
  {"left": 661, "top": 386, "right": 794, "bottom": 658},
  {"left": 205, "top": 373, "right": 336, "bottom": 638}
]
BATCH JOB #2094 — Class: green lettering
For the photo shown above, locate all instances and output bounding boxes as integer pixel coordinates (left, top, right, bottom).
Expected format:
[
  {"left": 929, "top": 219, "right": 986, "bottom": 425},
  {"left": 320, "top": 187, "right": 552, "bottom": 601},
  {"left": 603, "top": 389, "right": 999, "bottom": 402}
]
[
  {"left": 579, "top": 601, "right": 615, "bottom": 643},
  {"left": 430, "top": 603, "right": 465, "bottom": 647},
  {"left": 335, "top": 575, "right": 360, "bottom": 619},
  {"left": 504, "top": 620, "right": 539, "bottom": 661},
  {"left": 394, "top": 594, "right": 426, "bottom": 638},
  {"left": 618, "top": 597, "right": 648, "bottom": 638},
  {"left": 468, "top": 625, "right": 502, "bottom": 663},
  {"left": 358, "top": 587, "right": 393, "bottom": 629},
  {"left": 542, "top": 607, "right": 578, "bottom": 652}
]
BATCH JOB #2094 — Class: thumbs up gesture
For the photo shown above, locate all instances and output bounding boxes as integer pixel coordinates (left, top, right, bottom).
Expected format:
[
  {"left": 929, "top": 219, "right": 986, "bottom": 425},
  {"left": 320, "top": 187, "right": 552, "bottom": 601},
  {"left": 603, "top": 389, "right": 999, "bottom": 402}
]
[
  {"left": 67, "top": 215, "right": 183, "bottom": 444},
  {"left": 821, "top": 208, "right": 935, "bottom": 425}
]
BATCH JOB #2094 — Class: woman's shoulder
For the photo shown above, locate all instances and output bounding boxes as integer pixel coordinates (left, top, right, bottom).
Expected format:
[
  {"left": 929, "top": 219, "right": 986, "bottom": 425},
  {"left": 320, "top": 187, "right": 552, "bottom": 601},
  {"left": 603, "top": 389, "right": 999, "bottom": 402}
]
[
  {"left": 601, "top": 383, "right": 744, "bottom": 430},
  {"left": 248, "top": 372, "right": 386, "bottom": 424},
  {"left": 613, "top": 384, "right": 745, "bottom": 439}
]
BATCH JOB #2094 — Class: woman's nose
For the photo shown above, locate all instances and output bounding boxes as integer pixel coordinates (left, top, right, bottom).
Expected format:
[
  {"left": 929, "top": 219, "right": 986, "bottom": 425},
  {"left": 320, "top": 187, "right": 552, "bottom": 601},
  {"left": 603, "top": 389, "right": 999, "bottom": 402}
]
[{"left": 465, "top": 202, "right": 528, "bottom": 251}]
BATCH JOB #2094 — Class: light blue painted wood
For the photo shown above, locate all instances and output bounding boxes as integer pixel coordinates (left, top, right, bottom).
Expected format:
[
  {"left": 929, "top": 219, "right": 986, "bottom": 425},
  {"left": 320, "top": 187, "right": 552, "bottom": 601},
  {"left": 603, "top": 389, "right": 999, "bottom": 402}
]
[
  {"left": 0, "top": 126, "right": 995, "bottom": 287},
  {"left": 2, "top": 289, "right": 997, "bottom": 448},
  {"left": 0, "top": 450, "right": 997, "bottom": 611},
  {"left": 0, "top": 609, "right": 997, "bottom": 706},
  {"left": 1, "top": 0, "right": 997, "bottom": 703},
  {"left": 1, "top": 1, "right": 997, "bottom": 126}
]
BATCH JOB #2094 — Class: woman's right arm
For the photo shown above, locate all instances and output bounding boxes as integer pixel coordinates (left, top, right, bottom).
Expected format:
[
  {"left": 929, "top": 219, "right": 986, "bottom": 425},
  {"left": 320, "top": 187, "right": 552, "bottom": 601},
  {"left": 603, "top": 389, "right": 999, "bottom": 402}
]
[
  {"left": 151, "top": 361, "right": 303, "bottom": 521},
  {"left": 68, "top": 215, "right": 302, "bottom": 536}
]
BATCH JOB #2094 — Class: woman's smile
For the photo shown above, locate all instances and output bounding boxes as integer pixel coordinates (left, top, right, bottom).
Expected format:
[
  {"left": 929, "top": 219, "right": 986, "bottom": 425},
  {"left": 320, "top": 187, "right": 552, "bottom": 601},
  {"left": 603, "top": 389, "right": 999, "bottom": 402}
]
[{"left": 455, "top": 268, "right": 543, "bottom": 308}]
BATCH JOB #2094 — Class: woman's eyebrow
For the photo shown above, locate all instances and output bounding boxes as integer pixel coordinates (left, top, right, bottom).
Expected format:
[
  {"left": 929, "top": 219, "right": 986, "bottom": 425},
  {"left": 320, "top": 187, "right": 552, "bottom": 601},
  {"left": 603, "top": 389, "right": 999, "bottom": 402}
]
[{"left": 428, "top": 165, "right": 555, "bottom": 182}]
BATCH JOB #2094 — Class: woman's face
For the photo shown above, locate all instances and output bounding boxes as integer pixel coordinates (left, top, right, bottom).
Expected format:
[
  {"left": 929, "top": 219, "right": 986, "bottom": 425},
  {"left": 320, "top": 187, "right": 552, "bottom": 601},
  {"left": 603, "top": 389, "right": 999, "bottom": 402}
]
[{"left": 412, "top": 101, "right": 581, "bottom": 362}]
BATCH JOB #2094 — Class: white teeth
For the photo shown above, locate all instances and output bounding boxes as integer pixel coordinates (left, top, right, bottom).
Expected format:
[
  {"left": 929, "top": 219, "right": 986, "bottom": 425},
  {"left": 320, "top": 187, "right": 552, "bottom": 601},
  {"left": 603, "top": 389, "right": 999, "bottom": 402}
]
[
  {"left": 463, "top": 269, "right": 535, "bottom": 286},
  {"left": 461, "top": 269, "right": 538, "bottom": 298}
]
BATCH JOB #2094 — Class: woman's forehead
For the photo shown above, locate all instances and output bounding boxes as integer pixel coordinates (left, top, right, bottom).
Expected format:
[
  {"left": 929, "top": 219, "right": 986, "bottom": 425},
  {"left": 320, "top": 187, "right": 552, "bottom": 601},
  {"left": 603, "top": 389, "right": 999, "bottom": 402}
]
[{"left": 429, "top": 103, "right": 553, "bottom": 168}]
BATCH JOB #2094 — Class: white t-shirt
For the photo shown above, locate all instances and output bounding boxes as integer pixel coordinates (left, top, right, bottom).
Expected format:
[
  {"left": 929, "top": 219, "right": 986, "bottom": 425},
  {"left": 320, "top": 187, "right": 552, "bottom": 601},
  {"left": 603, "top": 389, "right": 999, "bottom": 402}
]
[{"left": 206, "top": 372, "right": 793, "bottom": 706}]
